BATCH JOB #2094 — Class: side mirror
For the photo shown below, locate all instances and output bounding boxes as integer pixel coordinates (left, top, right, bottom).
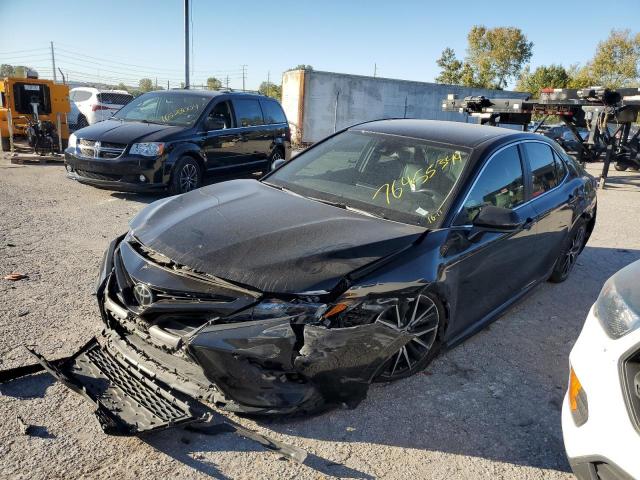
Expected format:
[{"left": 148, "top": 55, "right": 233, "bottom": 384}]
[
  {"left": 271, "top": 158, "right": 286, "bottom": 170},
  {"left": 472, "top": 205, "right": 521, "bottom": 231},
  {"left": 205, "top": 116, "right": 226, "bottom": 131}
]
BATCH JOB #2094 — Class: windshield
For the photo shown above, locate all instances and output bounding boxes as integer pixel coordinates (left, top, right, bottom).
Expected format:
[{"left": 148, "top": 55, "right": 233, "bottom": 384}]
[
  {"left": 112, "top": 92, "right": 211, "bottom": 126},
  {"left": 265, "top": 130, "right": 471, "bottom": 227}
]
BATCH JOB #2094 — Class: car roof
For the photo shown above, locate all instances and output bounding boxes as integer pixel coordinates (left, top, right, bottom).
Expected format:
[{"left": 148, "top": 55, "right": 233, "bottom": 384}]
[
  {"left": 349, "top": 119, "right": 539, "bottom": 149},
  {"left": 158, "top": 89, "right": 266, "bottom": 100}
]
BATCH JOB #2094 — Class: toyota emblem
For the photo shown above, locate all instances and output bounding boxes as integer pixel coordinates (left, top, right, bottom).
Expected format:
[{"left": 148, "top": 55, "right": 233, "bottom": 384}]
[{"left": 133, "top": 283, "right": 153, "bottom": 306}]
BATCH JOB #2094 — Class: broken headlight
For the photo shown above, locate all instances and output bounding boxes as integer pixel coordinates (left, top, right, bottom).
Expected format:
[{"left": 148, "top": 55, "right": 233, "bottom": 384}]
[
  {"left": 226, "top": 299, "right": 328, "bottom": 324},
  {"left": 323, "top": 298, "right": 395, "bottom": 328}
]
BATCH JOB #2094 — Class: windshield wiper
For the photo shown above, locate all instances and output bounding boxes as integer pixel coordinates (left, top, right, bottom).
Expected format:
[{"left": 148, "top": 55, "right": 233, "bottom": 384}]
[{"left": 307, "top": 196, "right": 386, "bottom": 219}]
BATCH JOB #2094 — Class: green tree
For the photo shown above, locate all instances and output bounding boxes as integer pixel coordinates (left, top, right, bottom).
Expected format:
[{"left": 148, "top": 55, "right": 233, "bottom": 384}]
[
  {"left": 258, "top": 81, "right": 282, "bottom": 100},
  {"left": 516, "top": 64, "right": 570, "bottom": 96},
  {"left": 287, "top": 64, "right": 313, "bottom": 71},
  {"left": 139, "top": 78, "right": 154, "bottom": 92},
  {"left": 465, "top": 26, "right": 533, "bottom": 89},
  {"left": 0, "top": 64, "right": 14, "bottom": 77},
  {"left": 114, "top": 82, "right": 130, "bottom": 92},
  {"left": 435, "top": 48, "right": 463, "bottom": 84},
  {"left": 207, "top": 77, "right": 222, "bottom": 90},
  {"left": 589, "top": 30, "right": 640, "bottom": 88}
]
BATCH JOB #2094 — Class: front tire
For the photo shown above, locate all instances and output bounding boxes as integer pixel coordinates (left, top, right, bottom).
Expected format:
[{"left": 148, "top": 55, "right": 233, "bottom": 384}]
[
  {"left": 169, "top": 156, "right": 202, "bottom": 195},
  {"left": 614, "top": 163, "right": 628, "bottom": 171},
  {"left": 374, "top": 292, "right": 443, "bottom": 382},
  {"left": 548, "top": 220, "right": 587, "bottom": 283}
]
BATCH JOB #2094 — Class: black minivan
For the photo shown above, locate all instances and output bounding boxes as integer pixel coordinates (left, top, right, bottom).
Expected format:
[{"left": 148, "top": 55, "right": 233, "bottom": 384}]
[{"left": 65, "top": 90, "right": 291, "bottom": 194}]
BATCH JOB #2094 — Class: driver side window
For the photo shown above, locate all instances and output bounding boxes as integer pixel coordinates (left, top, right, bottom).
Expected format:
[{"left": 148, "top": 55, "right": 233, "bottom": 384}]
[
  {"left": 456, "top": 145, "right": 525, "bottom": 225},
  {"left": 208, "top": 101, "right": 233, "bottom": 129}
]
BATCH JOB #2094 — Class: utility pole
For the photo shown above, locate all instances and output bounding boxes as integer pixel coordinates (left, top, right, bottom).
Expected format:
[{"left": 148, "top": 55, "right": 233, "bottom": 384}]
[
  {"left": 373, "top": 63, "right": 377, "bottom": 78},
  {"left": 184, "top": 0, "right": 190, "bottom": 89},
  {"left": 167, "top": 80, "right": 170, "bottom": 90},
  {"left": 225, "top": 75, "right": 229, "bottom": 89},
  {"left": 241, "top": 65, "right": 247, "bottom": 91},
  {"left": 267, "top": 71, "right": 270, "bottom": 96},
  {"left": 155, "top": 77, "right": 158, "bottom": 90},
  {"left": 50, "top": 41, "right": 57, "bottom": 82}
]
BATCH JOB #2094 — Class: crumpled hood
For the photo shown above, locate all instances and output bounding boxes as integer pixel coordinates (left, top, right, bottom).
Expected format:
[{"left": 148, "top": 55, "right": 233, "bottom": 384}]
[
  {"left": 129, "top": 179, "right": 424, "bottom": 294},
  {"left": 74, "top": 120, "right": 186, "bottom": 144}
]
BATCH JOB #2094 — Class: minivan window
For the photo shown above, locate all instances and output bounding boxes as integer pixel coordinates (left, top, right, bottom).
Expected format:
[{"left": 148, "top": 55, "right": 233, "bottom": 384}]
[
  {"left": 261, "top": 100, "right": 287, "bottom": 124},
  {"left": 523, "top": 142, "right": 560, "bottom": 197},
  {"left": 207, "top": 101, "right": 234, "bottom": 129},
  {"left": 112, "top": 92, "right": 211, "bottom": 127},
  {"left": 457, "top": 145, "right": 524, "bottom": 224},
  {"left": 233, "top": 98, "right": 264, "bottom": 127}
]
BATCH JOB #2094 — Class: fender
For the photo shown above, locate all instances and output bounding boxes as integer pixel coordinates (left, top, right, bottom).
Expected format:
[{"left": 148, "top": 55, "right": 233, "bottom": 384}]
[{"left": 164, "top": 141, "right": 207, "bottom": 182}]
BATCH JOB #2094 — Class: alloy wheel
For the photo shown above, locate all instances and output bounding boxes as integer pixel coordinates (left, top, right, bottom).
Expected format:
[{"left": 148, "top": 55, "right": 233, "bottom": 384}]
[
  {"left": 270, "top": 150, "right": 283, "bottom": 169},
  {"left": 560, "top": 226, "right": 586, "bottom": 276},
  {"left": 179, "top": 163, "right": 199, "bottom": 192},
  {"left": 376, "top": 294, "right": 440, "bottom": 379}
]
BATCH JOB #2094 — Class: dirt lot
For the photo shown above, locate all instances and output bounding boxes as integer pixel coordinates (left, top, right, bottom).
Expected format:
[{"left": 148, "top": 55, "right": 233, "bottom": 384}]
[{"left": 1, "top": 157, "right": 639, "bottom": 480}]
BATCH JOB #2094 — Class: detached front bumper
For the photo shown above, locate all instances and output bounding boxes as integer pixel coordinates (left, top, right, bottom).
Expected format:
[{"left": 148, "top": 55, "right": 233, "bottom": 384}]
[
  {"left": 561, "top": 307, "right": 640, "bottom": 480},
  {"left": 65, "top": 149, "right": 168, "bottom": 192}
]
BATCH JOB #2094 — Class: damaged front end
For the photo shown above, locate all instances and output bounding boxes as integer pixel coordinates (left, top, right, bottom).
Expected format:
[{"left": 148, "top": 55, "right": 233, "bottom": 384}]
[{"left": 23, "top": 232, "right": 428, "bottom": 435}]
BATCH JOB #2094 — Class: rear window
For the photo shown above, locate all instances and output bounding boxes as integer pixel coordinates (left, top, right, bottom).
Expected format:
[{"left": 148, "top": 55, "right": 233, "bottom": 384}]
[
  {"left": 233, "top": 98, "right": 264, "bottom": 127},
  {"left": 98, "top": 93, "right": 133, "bottom": 105},
  {"left": 260, "top": 100, "right": 287, "bottom": 124},
  {"left": 72, "top": 90, "right": 93, "bottom": 102}
]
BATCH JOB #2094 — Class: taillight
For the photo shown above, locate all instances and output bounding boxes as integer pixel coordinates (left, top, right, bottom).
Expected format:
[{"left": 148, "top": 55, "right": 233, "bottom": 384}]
[{"left": 91, "top": 104, "right": 110, "bottom": 112}]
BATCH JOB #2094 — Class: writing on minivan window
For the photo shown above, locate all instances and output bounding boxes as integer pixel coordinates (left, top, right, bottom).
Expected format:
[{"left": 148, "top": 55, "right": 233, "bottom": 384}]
[
  {"left": 372, "top": 151, "right": 463, "bottom": 205},
  {"left": 161, "top": 104, "right": 200, "bottom": 123}
]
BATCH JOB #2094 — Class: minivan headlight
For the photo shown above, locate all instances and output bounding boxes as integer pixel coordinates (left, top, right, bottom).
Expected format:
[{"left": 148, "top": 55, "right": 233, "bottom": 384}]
[
  {"left": 594, "top": 279, "right": 640, "bottom": 339},
  {"left": 130, "top": 142, "right": 164, "bottom": 157},
  {"left": 68, "top": 133, "right": 77, "bottom": 149}
]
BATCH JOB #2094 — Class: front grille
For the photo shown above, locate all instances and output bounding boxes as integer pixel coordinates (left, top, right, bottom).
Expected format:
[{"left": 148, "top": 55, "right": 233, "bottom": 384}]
[
  {"left": 77, "top": 138, "right": 126, "bottom": 159},
  {"left": 76, "top": 169, "right": 123, "bottom": 181}
]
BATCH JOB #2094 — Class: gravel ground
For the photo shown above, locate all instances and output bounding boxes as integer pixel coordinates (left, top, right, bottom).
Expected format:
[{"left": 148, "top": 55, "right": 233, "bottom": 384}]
[{"left": 1, "top": 158, "right": 639, "bottom": 480}]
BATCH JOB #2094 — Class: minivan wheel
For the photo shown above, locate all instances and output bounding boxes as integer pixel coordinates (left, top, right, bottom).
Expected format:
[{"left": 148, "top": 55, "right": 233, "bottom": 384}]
[
  {"left": 549, "top": 220, "right": 587, "bottom": 283},
  {"left": 269, "top": 148, "right": 284, "bottom": 170},
  {"left": 374, "top": 292, "right": 443, "bottom": 382},
  {"left": 169, "top": 157, "right": 202, "bottom": 195}
]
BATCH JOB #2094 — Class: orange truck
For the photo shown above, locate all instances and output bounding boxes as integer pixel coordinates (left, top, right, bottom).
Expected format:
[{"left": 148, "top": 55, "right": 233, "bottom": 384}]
[{"left": 0, "top": 75, "right": 70, "bottom": 151}]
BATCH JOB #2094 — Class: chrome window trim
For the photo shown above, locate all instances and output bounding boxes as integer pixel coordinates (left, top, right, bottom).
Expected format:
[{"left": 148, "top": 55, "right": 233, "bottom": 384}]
[{"left": 451, "top": 139, "right": 569, "bottom": 226}]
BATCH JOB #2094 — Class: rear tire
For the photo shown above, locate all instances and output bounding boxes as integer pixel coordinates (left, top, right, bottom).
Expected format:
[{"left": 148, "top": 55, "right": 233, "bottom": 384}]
[
  {"left": 268, "top": 147, "right": 285, "bottom": 171},
  {"left": 614, "top": 163, "right": 628, "bottom": 171},
  {"left": 169, "top": 156, "right": 202, "bottom": 195},
  {"left": 548, "top": 219, "right": 587, "bottom": 283}
]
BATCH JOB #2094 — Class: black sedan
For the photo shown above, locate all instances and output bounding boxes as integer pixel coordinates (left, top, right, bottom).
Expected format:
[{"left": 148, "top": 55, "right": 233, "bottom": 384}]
[{"left": 31, "top": 119, "right": 597, "bottom": 434}]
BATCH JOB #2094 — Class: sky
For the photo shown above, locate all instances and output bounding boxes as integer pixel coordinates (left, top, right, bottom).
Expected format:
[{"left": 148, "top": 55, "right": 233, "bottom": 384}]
[{"left": 1, "top": 0, "right": 639, "bottom": 91}]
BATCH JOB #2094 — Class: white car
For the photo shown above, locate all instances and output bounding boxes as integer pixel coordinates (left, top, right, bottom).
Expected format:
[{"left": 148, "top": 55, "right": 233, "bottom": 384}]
[
  {"left": 68, "top": 87, "right": 133, "bottom": 129},
  {"left": 562, "top": 259, "right": 640, "bottom": 480}
]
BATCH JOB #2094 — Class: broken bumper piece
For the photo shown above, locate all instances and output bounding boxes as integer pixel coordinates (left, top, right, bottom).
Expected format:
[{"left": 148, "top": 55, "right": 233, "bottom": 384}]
[{"left": 26, "top": 337, "right": 207, "bottom": 435}]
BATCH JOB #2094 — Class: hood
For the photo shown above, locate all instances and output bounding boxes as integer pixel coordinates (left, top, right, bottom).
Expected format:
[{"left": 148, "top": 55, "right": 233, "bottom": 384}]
[
  {"left": 129, "top": 180, "right": 424, "bottom": 294},
  {"left": 73, "top": 119, "right": 186, "bottom": 144}
]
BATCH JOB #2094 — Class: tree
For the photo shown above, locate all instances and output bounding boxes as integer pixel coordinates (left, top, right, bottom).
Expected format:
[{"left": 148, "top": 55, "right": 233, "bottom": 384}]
[
  {"left": 465, "top": 26, "right": 533, "bottom": 89},
  {"left": 435, "top": 48, "right": 462, "bottom": 85},
  {"left": 207, "top": 77, "right": 222, "bottom": 90},
  {"left": 139, "top": 78, "right": 154, "bottom": 92},
  {"left": 114, "top": 82, "right": 130, "bottom": 92},
  {"left": 287, "top": 64, "right": 313, "bottom": 71},
  {"left": 516, "top": 64, "right": 570, "bottom": 96},
  {"left": 589, "top": 30, "right": 640, "bottom": 88},
  {"left": 0, "top": 64, "right": 14, "bottom": 77},
  {"left": 258, "top": 81, "right": 282, "bottom": 100}
]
